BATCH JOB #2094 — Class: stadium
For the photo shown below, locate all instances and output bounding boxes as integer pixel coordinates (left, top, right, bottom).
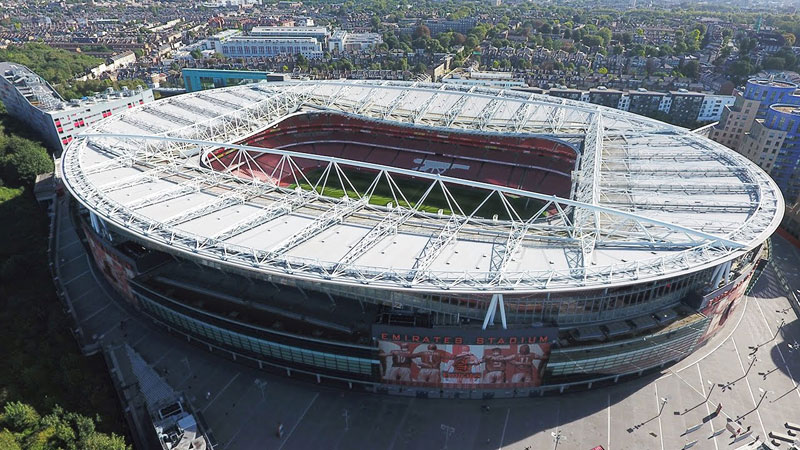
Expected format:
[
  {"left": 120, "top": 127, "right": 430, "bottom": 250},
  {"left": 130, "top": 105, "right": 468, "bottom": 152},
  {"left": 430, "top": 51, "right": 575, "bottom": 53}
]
[{"left": 61, "top": 80, "right": 783, "bottom": 396}]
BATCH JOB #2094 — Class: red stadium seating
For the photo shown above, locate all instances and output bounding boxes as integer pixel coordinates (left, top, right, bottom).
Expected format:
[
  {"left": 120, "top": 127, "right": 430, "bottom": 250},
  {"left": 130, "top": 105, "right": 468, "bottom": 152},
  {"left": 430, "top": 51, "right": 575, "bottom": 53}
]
[{"left": 222, "top": 112, "right": 577, "bottom": 197}]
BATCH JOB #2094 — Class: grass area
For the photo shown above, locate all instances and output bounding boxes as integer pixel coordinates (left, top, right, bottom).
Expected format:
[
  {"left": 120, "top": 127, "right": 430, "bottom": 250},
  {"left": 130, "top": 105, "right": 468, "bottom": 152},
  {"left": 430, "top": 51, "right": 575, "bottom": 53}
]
[
  {"left": 0, "top": 173, "right": 127, "bottom": 441},
  {"left": 0, "top": 185, "right": 22, "bottom": 202},
  {"left": 290, "top": 168, "right": 546, "bottom": 219}
]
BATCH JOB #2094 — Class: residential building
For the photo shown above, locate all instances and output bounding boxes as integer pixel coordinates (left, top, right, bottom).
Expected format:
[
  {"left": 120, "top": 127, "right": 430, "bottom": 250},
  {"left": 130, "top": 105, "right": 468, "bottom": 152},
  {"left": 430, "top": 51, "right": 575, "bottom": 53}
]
[
  {"left": 423, "top": 18, "right": 477, "bottom": 35},
  {"left": 587, "top": 87, "right": 623, "bottom": 109},
  {"left": 782, "top": 194, "right": 800, "bottom": 242},
  {"left": 441, "top": 70, "right": 526, "bottom": 88},
  {"left": 738, "top": 104, "right": 800, "bottom": 201},
  {"left": 217, "top": 36, "right": 323, "bottom": 59},
  {"left": 667, "top": 89, "right": 704, "bottom": 126},
  {"left": 709, "top": 78, "right": 800, "bottom": 150},
  {"left": 208, "top": 27, "right": 330, "bottom": 59},
  {"left": 627, "top": 89, "right": 667, "bottom": 116},
  {"left": 249, "top": 26, "right": 330, "bottom": 44},
  {"left": 743, "top": 78, "right": 800, "bottom": 119},
  {"left": 329, "top": 31, "right": 383, "bottom": 53},
  {"left": 697, "top": 94, "right": 736, "bottom": 122},
  {"left": 709, "top": 95, "right": 761, "bottom": 150}
]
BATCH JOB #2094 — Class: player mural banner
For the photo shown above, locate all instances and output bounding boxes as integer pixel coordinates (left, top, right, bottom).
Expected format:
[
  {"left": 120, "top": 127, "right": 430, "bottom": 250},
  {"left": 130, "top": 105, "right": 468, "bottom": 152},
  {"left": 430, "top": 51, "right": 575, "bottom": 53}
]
[
  {"left": 374, "top": 325, "right": 558, "bottom": 388},
  {"left": 697, "top": 270, "right": 753, "bottom": 345}
]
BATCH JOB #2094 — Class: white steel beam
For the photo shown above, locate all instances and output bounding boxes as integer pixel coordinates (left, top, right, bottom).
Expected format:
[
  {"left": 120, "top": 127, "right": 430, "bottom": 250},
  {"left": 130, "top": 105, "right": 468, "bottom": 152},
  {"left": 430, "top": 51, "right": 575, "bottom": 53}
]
[
  {"left": 382, "top": 89, "right": 411, "bottom": 120},
  {"left": 212, "top": 189, "right": 317, "bottom": 242},
  {"left": 195, "top": 93, "right": 241, "bottom": 111},
  {"left": 440, "top": 94, "right": 469, "bottom": 127},
  {"left": 169, "top": 99, "right": 220, "bottom": 118},
  {"left": 409, "top": 86, "right": 445, "bottom": 124},
  {"left": 262, "top": 196, "right": 368, "bottom": 262},
  {"left": 84, "top": 132, "right": 746, "bottom": 249},
  {"left": 474, "top": 91, "right": 504, "bottom": 130},
  {"left": 143, "top": 107, "right": 194, "bottom": 126}
]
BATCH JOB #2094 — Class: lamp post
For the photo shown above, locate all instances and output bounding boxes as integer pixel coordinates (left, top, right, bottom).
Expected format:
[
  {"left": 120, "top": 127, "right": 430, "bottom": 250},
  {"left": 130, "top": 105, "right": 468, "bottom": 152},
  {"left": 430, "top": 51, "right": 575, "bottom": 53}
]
[
  {"left": 756, "top": 388, "right": 772, "bottom": 410},
  {"left": 659, "top": 397, "right": 669, "bottom": 416},
  {"left": 254, "top": 378, "right": 267, "bottom": 399},
  {"left": 745, "top": 354, "right": 757, "bottom": 377},
  {"left": 551, "top": 429, "right": 566, "bottom": 449},
  {"left": 441, "top": 424, "right": 455, "bottom": 450},
  {"left": 181, "top": 356, "right": 191, "bottom": 375}
]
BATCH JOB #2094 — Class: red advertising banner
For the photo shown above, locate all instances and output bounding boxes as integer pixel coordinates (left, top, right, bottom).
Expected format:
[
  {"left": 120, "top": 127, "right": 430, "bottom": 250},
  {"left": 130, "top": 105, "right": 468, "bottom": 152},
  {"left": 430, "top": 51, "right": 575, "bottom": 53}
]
[
  {"left": 698, "top": 271, "right": 753, "bottom": 344},
  {"left": 374, "top": 325, "right": 557, "bottom": 388}
]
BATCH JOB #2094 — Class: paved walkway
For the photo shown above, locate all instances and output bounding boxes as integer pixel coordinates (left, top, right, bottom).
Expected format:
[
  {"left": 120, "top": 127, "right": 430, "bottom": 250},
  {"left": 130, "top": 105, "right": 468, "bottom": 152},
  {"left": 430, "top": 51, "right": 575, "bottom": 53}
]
[{"left": 53, "top": 196, "right": 800, "bottom": 450}]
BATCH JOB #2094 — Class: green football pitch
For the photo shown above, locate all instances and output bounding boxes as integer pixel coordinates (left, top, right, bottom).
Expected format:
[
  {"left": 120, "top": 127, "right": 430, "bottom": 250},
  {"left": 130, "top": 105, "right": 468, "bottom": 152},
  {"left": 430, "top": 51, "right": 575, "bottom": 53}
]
[{"left": 288, "top": 167, "right": 548, "bottom": 220}]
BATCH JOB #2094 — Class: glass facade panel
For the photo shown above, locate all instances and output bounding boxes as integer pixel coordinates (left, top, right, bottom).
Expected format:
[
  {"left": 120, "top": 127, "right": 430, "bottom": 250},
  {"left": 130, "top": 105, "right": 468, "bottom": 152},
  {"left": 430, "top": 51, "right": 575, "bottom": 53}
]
[{"left": 137, "top": 294, "right": 378, "bottom": 377}]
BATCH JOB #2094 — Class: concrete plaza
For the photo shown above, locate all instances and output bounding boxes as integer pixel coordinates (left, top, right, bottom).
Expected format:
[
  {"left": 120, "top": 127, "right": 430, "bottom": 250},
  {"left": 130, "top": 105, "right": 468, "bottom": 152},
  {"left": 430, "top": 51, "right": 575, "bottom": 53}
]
[{"left": 52, "top": 196, "right": 800, "bottom": 450}]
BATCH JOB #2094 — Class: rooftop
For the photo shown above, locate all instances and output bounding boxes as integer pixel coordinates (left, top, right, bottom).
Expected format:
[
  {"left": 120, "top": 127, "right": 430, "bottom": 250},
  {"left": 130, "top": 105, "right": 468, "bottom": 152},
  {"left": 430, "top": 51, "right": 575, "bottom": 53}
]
[
  {"left": 771, "top": 104, "right": 800, "bottom": 115},
  {"left": 60, "top": 80, "right": 784, "bottom": 294},
  {"left": 1, "top": 61, "right": 64, "bottom": 111},
  {"left": 0, "top": 61, "right": 147, "bottom": 113},
  {"left": 748, "top": 77, "right": 798, "bottom": 89}
]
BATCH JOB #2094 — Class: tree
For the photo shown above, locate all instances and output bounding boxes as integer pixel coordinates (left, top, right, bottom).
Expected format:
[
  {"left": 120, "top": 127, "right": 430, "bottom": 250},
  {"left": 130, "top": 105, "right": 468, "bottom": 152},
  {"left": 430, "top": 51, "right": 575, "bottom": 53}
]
[
  {"left": 0, "top": 402, "right": 129, "bottom": 450},
  {"left": 681, "top": 60, "right": 699, "bottom": 78},
  {"left": 738, "top": 37, "right": 756, "bottom": 54},
  {"left": 0, "top": 136, "right": 53, "bottom": 186},
  {"left": 582, "top": 35, "right": 605, "bottom": 48},
  {"left": 413, "top": 24, "right": 431, "bottom": 40},
  {"left": 763, "top": 57, "right": 786, "bottom": 70},
  {"left": 1, "top": 402, "right": 40, "bottom": 432},
  {"left": 622, "top": 32, "right": 633, "bottom": 45},
  {"left": 597, "top": 27, "right": 612, "bottom": 46},
  {"left": 0, "top": 43, "right": 103, "bottom": 85},
  {"left": 729, "top": 59, "right": 755, "bottom": 83},
  {"left": 0, "top": 430, "right": 21, "bottom": 450},
  {"left": 295, "top": 53, "right": 308, "bottom": 69},
  {"left": 437, "top": 33, "right": 452, "bottom": 49}
]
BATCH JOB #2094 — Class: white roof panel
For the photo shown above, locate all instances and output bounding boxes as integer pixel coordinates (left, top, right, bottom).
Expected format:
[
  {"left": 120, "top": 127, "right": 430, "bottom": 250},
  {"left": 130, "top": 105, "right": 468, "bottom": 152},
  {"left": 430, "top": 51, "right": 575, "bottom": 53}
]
[{"left": 59, "top": 80, "right": 784, "bottom": 294}]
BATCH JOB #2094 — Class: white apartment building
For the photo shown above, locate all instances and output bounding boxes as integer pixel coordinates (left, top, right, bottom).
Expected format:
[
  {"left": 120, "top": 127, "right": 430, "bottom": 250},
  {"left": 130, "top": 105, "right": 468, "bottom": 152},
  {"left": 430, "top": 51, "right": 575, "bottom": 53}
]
[
  {"left": 329, "top": 31, "right": 383, "bottom": 53},
  {"left": 698, "top": 94, "right": 737, "bottom": 122}
]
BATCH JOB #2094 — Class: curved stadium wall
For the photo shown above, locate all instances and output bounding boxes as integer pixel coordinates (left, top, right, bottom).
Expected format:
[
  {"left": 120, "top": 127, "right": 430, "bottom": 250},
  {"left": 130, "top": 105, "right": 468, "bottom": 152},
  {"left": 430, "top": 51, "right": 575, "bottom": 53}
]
[{"left": 64, "top": 81, "right": 781, "bottom": 397}]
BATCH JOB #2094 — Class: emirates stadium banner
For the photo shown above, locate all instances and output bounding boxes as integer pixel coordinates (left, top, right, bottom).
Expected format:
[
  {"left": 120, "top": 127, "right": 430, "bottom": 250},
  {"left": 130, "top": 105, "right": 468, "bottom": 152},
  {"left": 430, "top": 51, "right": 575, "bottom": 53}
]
[{"left": 374, "top": 325, "right": 558, "bottom": 388}]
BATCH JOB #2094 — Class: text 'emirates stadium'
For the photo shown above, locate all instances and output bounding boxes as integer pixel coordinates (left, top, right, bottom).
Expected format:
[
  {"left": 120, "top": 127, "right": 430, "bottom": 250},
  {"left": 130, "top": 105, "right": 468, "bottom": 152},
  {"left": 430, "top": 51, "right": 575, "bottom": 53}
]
[{"left": 60, "top": 80, "right": 783, "bottom": 396}]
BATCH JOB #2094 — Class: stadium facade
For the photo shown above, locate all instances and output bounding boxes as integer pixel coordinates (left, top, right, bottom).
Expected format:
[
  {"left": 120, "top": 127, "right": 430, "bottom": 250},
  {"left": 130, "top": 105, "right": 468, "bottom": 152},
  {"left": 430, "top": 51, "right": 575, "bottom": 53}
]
[{"left": 60, "top": 80, "right": 783, "bottom": 397}]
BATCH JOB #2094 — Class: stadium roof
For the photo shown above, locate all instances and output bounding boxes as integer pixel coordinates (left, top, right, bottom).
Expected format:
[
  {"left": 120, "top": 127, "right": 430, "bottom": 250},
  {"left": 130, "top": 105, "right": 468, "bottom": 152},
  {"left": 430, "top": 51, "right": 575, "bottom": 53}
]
[{"left": 61, "top": 80, "right": 784, "bottom": 295}]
